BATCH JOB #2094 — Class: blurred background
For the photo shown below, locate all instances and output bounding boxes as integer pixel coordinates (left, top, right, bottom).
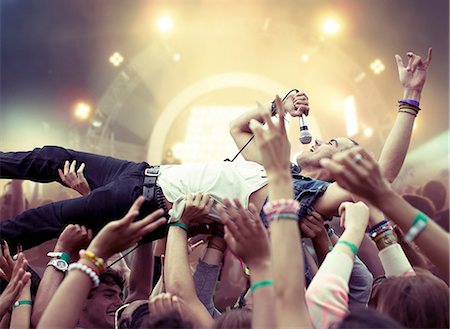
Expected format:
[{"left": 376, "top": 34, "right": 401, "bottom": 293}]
[{"left": 1, "top": 0, "right": 449, "bottom": 191}]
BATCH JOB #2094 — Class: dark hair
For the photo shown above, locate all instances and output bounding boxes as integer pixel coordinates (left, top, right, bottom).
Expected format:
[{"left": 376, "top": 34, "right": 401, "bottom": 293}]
[
  {"left": 88, "top": 268, "right": 124, "bottom": 299},
  {"left": 214, "top": 308, "right": 252, "bottom": 329},
  {"left": 421, "top": 180, "right": 447, "bottom": 211},
  {"left": 370, "top": 272, "right": 449, "bottom": 328},
  {"left": 119, "top": 302, "right": 149, "bottom": 329},
  {"left": 141, "top": 309, "right": 192, "bottom": 329},
  {"left": 334, "top": 306, "right": 404, "bottom": 328},
  {"left": 402, "top": 194, "right": 436, "bottom": 218}
]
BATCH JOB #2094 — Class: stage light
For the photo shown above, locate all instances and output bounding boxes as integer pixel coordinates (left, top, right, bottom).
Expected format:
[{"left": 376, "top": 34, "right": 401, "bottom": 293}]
[
  {"left": 157, "top": 15, "right": 173, "bottom": 33},
  {"left": 74, "top": 102, "right": 91, "bottom": 121},
  {"left": 301, "top": 54, "right": 310, "bottom": 62},
  {"left": 323, "top": 18, "right": 340, "bottom": 35},
  {"left": 344, "top": 96, "right": 358, "bottom": 137},
  {"left": 109, "top": 52, "right": 124, "bottom": 67},
  {"left": 363, "top": 127, "right": 373, "bottom": 137},
  {"left": 173, "top": 53, "right": 181, "bottom": 62},
  {"left": 370, "top": 59, "right": 385, "bottom": 75}
]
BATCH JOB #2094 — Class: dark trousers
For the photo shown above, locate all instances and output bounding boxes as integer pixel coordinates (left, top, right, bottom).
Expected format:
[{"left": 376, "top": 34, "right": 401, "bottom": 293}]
[{"left": 0, "top": 146, "right": 162, "bottom": 250}]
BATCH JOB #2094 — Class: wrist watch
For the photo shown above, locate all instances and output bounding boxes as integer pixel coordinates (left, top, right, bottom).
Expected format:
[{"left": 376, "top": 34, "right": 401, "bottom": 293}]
[{"left": 47, "top": 258, "right": 69, "bottom": 272}]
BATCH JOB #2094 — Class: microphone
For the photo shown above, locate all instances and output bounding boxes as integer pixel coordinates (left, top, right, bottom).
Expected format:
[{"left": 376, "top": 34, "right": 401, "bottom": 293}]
[{"left": 299, "top": 114, "right": 312, "bottom": 144}]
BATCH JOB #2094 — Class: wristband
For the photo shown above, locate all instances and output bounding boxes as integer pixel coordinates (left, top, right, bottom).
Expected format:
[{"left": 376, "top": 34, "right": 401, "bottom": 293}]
[
  {"left": 251, "top": 280, "right": 273, "bottom": 292},
  {"left": 404, "top": 211, "right": 429, "bottom": 243},
  {"left": 336, "top": 240, "right": 358, "bottom": 256},
  {"left": 398, "top": 99, "right": 420, "bottom": 107},
  {"left": 169, "top": 222, "right": 189, "bottom": 233},
  {"left": 47, "top": 251, "right": 71, "bottom": 263},
  {"left": 12, "top": 300, "right": 32, "bottom": 310},
  {"left": 68, "top": 262, "right": 100, "bottom": 288}
]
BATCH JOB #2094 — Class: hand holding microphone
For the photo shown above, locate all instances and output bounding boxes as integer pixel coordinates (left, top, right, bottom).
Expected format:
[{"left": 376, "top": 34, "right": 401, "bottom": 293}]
[{"left": 285, "top": 92, "right": 312, "bottom": 144}]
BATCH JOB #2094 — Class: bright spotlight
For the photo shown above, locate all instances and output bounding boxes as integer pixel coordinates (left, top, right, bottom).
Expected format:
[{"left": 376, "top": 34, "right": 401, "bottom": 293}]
[
  {"left": 74, "top": 102, "right": 91, "bottom": 121},
  {"left": 157, "top": 16, "right": 173, "bottom": 33},
  {"left": 301, "top": 54, "right": 310, "bottom": 62},
  {"left": 370, "top": 59, "right": 385, "bottom": 75},
  {"left": 363, "top": 127, "right": 373, "bottom": 137},
  {"left": 173, "top": 53, "right": 181, "bottom": 62},
  {"left": 323, "top": 19, "right": 340, "bottom": 35},
  {"left": 109, "top": 52, "right": 124, "bottom": 67},
  {"left": 344, "top": 96, "right": 358, "bottom": 137}
]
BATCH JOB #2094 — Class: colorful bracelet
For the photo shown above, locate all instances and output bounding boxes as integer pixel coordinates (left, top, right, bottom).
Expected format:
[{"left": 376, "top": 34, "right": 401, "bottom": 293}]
[
  {"left": 68, "top": 262, "right": 100, "bottom": 288},
  {"left": 251, "top": 280, "right": 273, "bottom": 293},
  {"left": 169, "top": 222, "right": 189, "bottom": 233},
  {"left": 336, "top": 240, "right": 358, "bottom": 256},
  {"left": 263, "top": 199, "right": 300, "bottom": 219},
  {"left": 270, "top": 213, "right": 299, "bottom": 221},
  {"left": 398, "top": 99, "right": 420, "bottom": 108},
  {"left": 79, "top": 249, "right": 105, "bottom": 274},
  {"left": 12, "top": 300, "right": 32, "bottom": 310},
  {"left": 47, "top": 251, "right": 71, "bottom": 263},
  {"left": 404, "top": 211, "right": 429, "bottom": 243}
]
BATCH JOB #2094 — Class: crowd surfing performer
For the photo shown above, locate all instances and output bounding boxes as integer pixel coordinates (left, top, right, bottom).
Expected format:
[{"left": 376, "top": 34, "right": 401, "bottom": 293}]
[{"left": 0, "top": 49, "right": 431, "bottom": 252}]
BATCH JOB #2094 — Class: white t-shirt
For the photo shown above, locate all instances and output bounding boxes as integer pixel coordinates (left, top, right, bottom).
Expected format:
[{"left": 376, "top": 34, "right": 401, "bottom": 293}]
[{"left": 157, "top": 161, "right": 268, "bottom": 220}]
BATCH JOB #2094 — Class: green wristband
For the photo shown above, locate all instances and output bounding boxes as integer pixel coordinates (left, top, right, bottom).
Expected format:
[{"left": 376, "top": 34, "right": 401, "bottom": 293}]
[
  {"left": 251, "top": 280, "right": 273, "bottom": 293},
  {"left": 169, "top": 222, "right": 189, "bottom": 233},
  {"left": 336, "top": 240, "right": 358, "bottom": 256},
  {"left": 60, "top": 252, "right": 71, "bottom": 264},
  {"left": 13, "top": 300, "right": 32, "bottom": 310}
]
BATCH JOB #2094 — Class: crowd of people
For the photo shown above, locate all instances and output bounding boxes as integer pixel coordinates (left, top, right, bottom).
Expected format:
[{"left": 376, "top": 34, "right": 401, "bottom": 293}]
[{"left": 0, "top": 48, "right": 448, "bottom": 329}]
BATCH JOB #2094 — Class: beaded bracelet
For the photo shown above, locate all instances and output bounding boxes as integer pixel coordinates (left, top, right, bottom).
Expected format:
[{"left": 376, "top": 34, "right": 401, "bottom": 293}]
[
  {"left": 68, "top": 262, "right": 100, "bottom": 288},
  {"left": 251, "top": 280, "right": 273, "bottom": 293},
  {"left": 404, "top": 211, "right": 429, "bottom": 243},
  {"left": 79, "top": 249, "right": 105, "bottom": 274},
  {"left": 263, "top": 199, "right": 300, "bottom": 219}
]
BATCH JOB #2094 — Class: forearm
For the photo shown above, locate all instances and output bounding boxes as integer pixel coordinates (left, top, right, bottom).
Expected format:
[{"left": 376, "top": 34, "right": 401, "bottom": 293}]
[
  {"left": 311, "top": 229, "right": 333, "bottom": 265},
  {"left": 374, "top": 189, "right": 449, "bottom": 277},
  {"left": 37, "top": 270, "right": 92, "bottom": 329},
  {"left": 10, "top": 284, "right": 31, "bottom": 329},
  {"left": 229, "top": 103, "right": 270, "bottom": 134},
  {"left": 126, "top": 241, "right": 154, "bottom": 302},
  {"left": 31, "top": 267, "right": 65, "bottom": 327},
  {"left": 165, "top": 227, "right": 197, "bottom": 300},
  {"left": 248, "top": 261, "right": 275, "bottom": 329},
  {"left": 10, "top": 180, "right": 25, "bottom": 216}
]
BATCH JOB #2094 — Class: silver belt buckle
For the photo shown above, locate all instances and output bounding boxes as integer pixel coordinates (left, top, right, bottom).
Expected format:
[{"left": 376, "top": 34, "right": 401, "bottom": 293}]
[{"left": 145, "top": 168, "right": 159, "bottom": 177}]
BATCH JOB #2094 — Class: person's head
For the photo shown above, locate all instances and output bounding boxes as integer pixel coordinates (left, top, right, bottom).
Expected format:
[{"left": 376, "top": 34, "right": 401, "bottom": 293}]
[
  {"left": 370, "top": 272, "right": 449, "bottom": 328},
  {"left": 140, "top": 309, "right": 192, "bottom": 329},
  {"left": 115, "top": 300, "right": 150, "bottom": 329},
  {"left": 421, "top": 180, "right": 448, "bottom": 211},
  {"left": 333, "top": 305, "right": 404, "bottom": 328},
  {"left": 296, "top": 137, "right": 358, "bottom": 181},
  {"left": 79, "top": 268, "right": 124, "bottom": 329},
  {"left": 214, "top": 308, "right": 252, "bottom": 329},
  {"left": 402, "top": 193, "right": 436, "bottom": 218}
]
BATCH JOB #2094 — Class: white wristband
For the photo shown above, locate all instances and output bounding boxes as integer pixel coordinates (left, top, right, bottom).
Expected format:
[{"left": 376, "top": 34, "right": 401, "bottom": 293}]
[{"left": 68, "top": 263, "right": 100, "bottom": 288}]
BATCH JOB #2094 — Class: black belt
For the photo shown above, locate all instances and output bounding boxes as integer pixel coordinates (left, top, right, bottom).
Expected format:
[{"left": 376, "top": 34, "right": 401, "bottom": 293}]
[{"left": 143, "top": 166, "right": 168, "bottom": 218}]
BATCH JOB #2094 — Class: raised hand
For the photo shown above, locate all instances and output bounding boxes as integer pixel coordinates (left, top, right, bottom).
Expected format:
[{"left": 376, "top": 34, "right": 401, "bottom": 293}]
[
  {"left": 179, "top": 193, "right": 214, "bottom": 226},
  {"left": 149, "top": 293, "right": 184, "bottom": 317},
  {"left": 0, "top": 240, "right": 16, "bottom": 282},
  {"left": 395, "top": 48, "right": 432, "bottom": 99},
  {"left": 338, "top": 201, "right": 370, "bottom": 232},
  {"left": 217, "top": 198, "right": 270, "bottom": 268},
  {"left": 283, "top": 92, "right": 310, "bottom": 117},
  {"left": 54, "top": 224, "right": 93, "bottom": 261},
  {"left": 0, "top": 253, "right": 31, "bottom": 318},
  {"left": 320, "top": 146, "right": 391, "bottom": 203},
  {"left": 249, "top": 95, "right": 291, "bottom": 175},
  {"left": 58, "top": 160, "right": 91, "bottom": 195},
  {"left": 87, "top": 196, "right": 167, "bottom": 260}
]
